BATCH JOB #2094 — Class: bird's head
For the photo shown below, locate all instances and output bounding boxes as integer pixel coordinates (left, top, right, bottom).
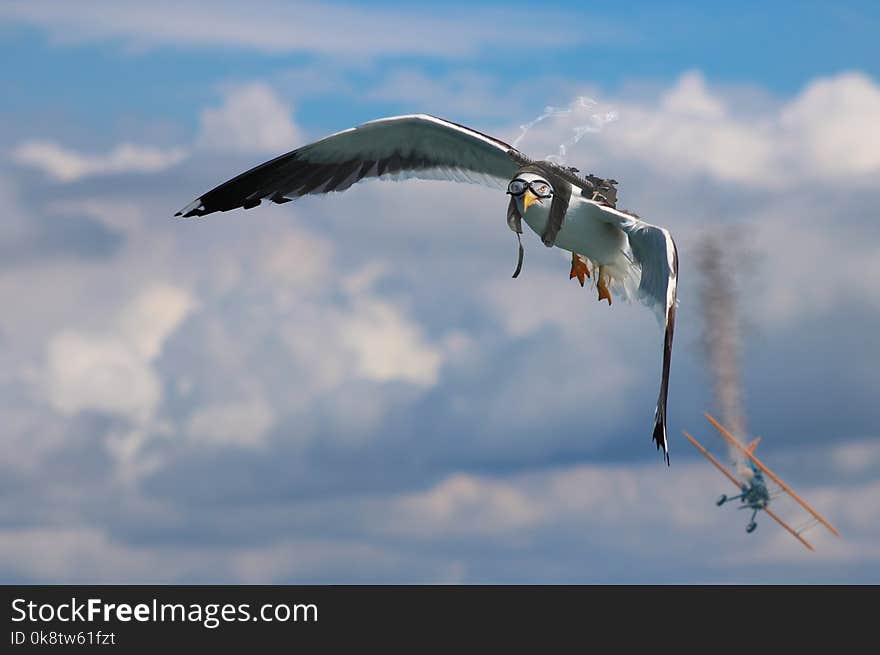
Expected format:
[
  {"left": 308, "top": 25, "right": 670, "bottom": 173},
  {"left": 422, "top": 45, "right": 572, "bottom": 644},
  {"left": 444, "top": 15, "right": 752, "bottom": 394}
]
[{"left": 507, "top": 173, "right": 553, "bottom": 216}]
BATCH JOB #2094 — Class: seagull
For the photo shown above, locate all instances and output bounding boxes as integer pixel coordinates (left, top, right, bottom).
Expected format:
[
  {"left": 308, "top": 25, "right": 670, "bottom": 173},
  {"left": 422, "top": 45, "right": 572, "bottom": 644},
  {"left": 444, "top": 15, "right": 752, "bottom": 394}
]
[{"left": 176, "top": 114, "right": 678, "bottom": 463}]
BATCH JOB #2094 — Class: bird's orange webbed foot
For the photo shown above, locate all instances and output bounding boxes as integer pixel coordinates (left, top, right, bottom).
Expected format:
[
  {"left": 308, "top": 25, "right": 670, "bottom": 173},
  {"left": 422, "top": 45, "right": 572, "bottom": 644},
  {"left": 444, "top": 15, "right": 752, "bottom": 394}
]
[
  {"left": 569, "top": 253, "right": 591, "bottom": 287},
  {"left": 597, "top": 265, "right": 612, "bottom": 305}
]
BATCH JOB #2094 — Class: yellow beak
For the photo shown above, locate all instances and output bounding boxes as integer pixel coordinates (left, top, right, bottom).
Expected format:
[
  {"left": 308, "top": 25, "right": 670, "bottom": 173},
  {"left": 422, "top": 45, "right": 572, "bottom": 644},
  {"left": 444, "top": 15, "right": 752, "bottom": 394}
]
[{"left": 522, "top": 189, "right": 540, "bottom": 213}]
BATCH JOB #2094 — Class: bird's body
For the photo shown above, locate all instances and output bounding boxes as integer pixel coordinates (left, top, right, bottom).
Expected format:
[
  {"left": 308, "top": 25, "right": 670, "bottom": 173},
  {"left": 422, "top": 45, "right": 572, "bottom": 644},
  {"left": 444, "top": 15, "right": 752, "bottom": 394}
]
[
  {"left": 525, "top": 195, "right": 627, "bottom": 263},
  {"left": 176, "top": 114, "right": 678, "bottom": 463},
  {"left": 517, "top": 183, "right": 636, "bottom": 299}
]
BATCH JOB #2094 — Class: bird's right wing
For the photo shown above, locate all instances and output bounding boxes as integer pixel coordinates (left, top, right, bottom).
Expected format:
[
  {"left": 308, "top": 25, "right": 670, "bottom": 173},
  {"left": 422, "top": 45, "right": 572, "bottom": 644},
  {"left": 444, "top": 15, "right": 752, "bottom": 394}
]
[
  {"left": 176, "top": 114, "right": 522, "bottom": 218},
  {"left": 593, "top": 202, "right": 678, "bottom": 464}
]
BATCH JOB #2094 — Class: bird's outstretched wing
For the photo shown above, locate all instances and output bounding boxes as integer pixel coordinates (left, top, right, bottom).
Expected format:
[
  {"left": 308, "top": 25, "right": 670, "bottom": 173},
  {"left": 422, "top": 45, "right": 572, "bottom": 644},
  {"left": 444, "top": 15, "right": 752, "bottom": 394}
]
[
  {"left": 593, "top": 202, "right": 678, "bottom": 464},
  {"left": 176, "top": 114, "right": 521, "bottom": 218}
]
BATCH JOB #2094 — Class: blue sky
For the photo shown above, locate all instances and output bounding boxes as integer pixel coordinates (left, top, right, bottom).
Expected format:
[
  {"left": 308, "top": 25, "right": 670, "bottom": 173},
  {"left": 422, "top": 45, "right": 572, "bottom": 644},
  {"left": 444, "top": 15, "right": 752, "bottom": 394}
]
[{"left": 0, "top": 1, "right": 879, "bottom": 583}]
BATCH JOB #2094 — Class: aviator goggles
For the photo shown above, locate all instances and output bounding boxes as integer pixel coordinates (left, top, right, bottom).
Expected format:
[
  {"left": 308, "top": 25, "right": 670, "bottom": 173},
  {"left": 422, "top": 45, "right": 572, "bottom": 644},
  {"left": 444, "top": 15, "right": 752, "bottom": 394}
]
[{"left": 506, "top": 178, "right": 552, "bottom": 198}]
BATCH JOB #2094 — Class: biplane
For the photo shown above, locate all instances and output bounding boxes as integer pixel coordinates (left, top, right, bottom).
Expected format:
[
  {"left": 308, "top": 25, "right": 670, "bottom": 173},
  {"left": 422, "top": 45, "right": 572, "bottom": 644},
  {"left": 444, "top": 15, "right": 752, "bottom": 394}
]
[{"left": 684, "top": 412, "right": 840, "bottom": 551}]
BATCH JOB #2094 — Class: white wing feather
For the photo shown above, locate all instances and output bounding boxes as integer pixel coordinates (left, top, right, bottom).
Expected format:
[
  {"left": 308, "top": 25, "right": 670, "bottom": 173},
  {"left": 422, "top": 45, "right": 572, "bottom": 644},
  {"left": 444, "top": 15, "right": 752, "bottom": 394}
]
[
  {"left": 176, "top": 114, "right": 520, "bottom": 217},
  {"left": 593, "top": 201, "right": 679, "bottom": 464}
]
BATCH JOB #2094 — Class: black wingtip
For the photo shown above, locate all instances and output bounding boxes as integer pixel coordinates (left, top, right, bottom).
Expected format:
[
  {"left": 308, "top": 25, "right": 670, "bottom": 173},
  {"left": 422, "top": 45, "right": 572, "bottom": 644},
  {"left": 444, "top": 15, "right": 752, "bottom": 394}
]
[
  {"left": 174, "top": 211, "right": 182, "bottom": 217},
  {"left": 653, "top": 418, "right": 670, "bottom": 466}
]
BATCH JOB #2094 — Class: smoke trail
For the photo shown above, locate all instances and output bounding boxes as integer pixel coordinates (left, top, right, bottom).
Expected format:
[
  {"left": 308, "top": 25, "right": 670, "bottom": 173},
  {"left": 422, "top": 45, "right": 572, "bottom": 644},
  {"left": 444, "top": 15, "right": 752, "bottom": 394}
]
[
  {"left": 512, "top": 103, "right": 574, "bottom": 148},
  {"left": 512, "top": 96, "right": 618, "bottom": 164},
  {"left": 696, "top": 233, "right": 750, "bottom": 474}
]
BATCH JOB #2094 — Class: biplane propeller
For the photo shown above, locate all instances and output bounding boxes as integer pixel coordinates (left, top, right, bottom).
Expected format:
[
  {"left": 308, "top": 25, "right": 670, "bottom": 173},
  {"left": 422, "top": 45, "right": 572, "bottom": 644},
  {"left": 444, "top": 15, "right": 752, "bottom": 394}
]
[{"left": 683, "top": 412, "right": 840, "bottom": 551}]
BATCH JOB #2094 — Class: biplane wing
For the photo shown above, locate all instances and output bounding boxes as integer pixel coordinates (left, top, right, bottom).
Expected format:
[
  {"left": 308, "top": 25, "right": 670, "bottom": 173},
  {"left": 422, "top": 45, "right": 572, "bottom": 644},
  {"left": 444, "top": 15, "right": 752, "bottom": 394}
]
[
  {"left": 763, "top": 507, "right": 815, "bottom": 551},
  {"left": 683, "top": 431, "right": 745, "bottom": 490},
  {"left": 685, "top": 428, "right": 820, "bottom": 551},
  {"left": 704, "top": 412, "right": 841, "bottom": 538}
]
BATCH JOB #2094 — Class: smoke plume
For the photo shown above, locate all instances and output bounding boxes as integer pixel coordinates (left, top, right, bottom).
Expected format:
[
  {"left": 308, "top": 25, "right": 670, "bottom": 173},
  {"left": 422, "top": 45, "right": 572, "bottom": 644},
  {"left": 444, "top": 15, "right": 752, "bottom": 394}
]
[{"left": 697, "top": 234, "right": 750, "bottom": 471}]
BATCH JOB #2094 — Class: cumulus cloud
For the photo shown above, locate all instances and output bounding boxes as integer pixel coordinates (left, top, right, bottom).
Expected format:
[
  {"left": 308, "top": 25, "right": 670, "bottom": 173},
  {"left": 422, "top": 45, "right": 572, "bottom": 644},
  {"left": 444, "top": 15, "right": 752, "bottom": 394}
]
[
  {"left": 47, "top": 331, "right": 163, "bottom": 422},
  {"left": 338, "top": 296, "right": 442, "bottom": 386},
  {"left": 186, "top": 396, "right": 275, "bottom": 447},
  {"left": 380, "top": 463, "right": 712, "bottom": 542},
  {"left": 2, "top": 439, "right": 876, "bottom": 582},
  {"left": 2, "top": 64, "right": 880, "bottom": 584},
  {"left": 11, "top": 81, "right": 301, "bottom": 181},
  {"left": 46, "top": 284, "right": 192, "bottom": 421},
  {"left": 0, "top": 526, "right": 408, "bottom": 583},
  {"left": 779, "top": 72, "right": 880, "bottom": 176},
  {"left": 376, "top": 447, "right": 879, "bottom": 570},
  {"left": 11, "top": 141, "right": 187, "bottom": 182},
  {"left": 196, "top": 82, "right": 302, "bottom": 155},
  {"left": 118, "top": 286, "right": 195, "bottom": 360},
  {"left": 383, "top": 473, "right": 544, "bottom": 538},
  {"left": 0, "top": 0, "right": 587, "bottom": 58},
  {"left": 523, "top": 70, "right": 880, "bottom": 188},
  {"left": 831, "top": 440, "right": 880, "bottom": 476},
  {"left": 660, "top": 71, "right": 727, "bottom": 119},
  {"left": 748, "top": 209, "right": 880, "bottom": 326}
]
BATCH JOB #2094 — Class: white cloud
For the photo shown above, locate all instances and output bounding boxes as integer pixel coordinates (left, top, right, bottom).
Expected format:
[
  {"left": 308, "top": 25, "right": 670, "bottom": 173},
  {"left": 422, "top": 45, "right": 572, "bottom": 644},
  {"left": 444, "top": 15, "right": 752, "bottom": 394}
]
[
  {"left": 524, "top": 70, "right": 880, "bottom": 188},
  {"left": 0, "top": 528, "right": 168, "bottom": 583},
  {"left": 2, "top": 445, "right": 876, "bottom": 582},
  {"left": 46, "top": 284, "right": 192, "bottom": 422},
  {"left": 260, "top": 230, "right": 445, "bottom": 391},
  {"left": 47, "top": 331, "right": 163, "bottom": 422},
  {"left": 599, "top": 77, "right": 778, "bottom": 186},
  {"left": 197, "top": 82, "right": 302, "bottom": 155},
  {"left": 3, "top": 66, "right": 880, "bottom": 584},
  {"left": 41, "top": 284, "right": 192, "bottom": 482},
  {"left": 779, "top": 72, "right": 880, "bottom": 177},
  {"left": 376, "top": 450, "right": 880, "bottom": 568},
  {"left": 749, "top": 211, "right": 880, "bottom": 325},
  {"left": 11, "top": 141, "right": 187, "bottom": 182},
  {"left": 479, "top": 269, "right": 642, "bottom": 430},
  {"left": 338, "top": 297, "right": 442, "bottom": 386},
  {"left": 259, "top": 228, "right": 332, "bottom": 291},
  {"left": 11, "top": 81, "right": 301, "bottom": 181},
  {"left": 734, "top": 476, "right": 880, "bottom": 564},
  {"left": 0, "top": 0, "right": 586, "bottom": 58},
  {"left": 0, "top": 526, "right": 404, "bottom": 583},
  {"left": 117, "top": 285, "right": 194, "bottom": 360},
  {"left": 660, "top": 70, "right": 726, "bottom": 119},
  {"left": 832, "top": 439, "right": 880, "bottom": 475},
  {"left": 377, "top": 460, "right": 722, "bottom": 548},
  {"left": 384, "top": 473, "right": 544, "bottom": 538},
  {"left": 187, "top": 396, "right": 275, "bottom": 447}
]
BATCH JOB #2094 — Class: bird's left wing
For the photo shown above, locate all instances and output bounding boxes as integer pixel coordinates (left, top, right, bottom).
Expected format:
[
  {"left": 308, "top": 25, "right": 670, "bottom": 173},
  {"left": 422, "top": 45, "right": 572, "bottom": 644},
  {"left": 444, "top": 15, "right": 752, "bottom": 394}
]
[
  {"left": 176, "top": 114, "right": 521, "bottom": 218},
  {"left": 593, "top": 202, "right": 678, "bottom": 464}
]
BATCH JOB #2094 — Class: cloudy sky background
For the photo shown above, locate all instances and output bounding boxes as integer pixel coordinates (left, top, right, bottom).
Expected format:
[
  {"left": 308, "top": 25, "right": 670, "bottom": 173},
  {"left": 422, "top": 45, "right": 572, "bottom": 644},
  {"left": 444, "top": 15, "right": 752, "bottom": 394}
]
[{"left": 1, "top": 0, "right": 878, "bottom": 583}]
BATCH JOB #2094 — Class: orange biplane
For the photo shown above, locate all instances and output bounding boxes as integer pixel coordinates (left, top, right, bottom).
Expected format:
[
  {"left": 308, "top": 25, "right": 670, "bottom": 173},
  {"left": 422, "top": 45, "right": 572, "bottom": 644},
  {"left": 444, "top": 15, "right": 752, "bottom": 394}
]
[{"left": 684, "top": 413, "right": 840, "bottom": 551}]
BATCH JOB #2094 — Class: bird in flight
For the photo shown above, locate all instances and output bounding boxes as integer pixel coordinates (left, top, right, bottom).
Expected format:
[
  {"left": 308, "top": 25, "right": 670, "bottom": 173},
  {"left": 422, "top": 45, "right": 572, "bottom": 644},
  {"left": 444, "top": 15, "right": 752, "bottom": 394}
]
[{"left": 176, "top": 114, "right": 678, "bottom": 463}]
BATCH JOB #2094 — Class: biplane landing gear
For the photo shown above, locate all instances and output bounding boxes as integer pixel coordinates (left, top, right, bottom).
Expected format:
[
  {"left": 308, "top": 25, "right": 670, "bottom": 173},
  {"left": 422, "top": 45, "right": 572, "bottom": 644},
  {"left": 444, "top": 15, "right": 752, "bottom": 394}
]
[
  {"left": 746, "top": 508, "right": 759, "bottom": 533},
  {"left": 717, "top": 492, "right": 743, "bottom": 506}
]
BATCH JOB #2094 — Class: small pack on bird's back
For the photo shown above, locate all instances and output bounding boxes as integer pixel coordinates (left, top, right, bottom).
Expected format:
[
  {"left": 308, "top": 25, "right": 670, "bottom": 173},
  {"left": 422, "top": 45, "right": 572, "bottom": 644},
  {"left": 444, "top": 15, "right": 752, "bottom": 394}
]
[
  {"left": 586, "top": 174, "right": 618, "bottom": 207},
  {"left": 548, "top": 162, "right": 619, "bottom": 208}
]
